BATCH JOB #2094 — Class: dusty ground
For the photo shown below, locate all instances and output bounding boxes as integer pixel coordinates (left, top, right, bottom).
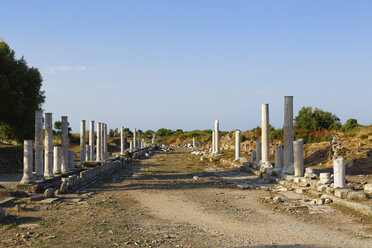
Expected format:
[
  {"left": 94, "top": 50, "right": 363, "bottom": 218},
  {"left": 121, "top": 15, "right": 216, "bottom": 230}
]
[{"left": 1, "top": 148, "right": 372, "bottom": 248}]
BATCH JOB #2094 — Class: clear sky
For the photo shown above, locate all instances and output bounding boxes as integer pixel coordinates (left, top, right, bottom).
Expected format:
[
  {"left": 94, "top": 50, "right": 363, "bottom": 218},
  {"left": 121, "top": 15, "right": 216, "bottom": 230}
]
[{"left": 1, "top": 0, "right": 371, "bottom": 133}]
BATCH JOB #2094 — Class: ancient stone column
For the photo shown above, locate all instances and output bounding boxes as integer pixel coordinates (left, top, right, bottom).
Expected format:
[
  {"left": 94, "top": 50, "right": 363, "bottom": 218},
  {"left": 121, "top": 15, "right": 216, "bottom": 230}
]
[
  {"left": 152, "top": 134, "right": 156, "bottom": 145},
  {"left": 103, "top": 124, "right": 107, "bottom": 159},
  {"left": 133, "top": 128, "right": 137, "bottom": 151},
  {"left": 89, "top": 120, "right": 95, "bottom": 160},
  {"left": 130, "top": 141, "right": 133, "bottom": 152},
  {"left": 68, "top": 150, "right": 75, "bottom": 169},
  {"left": 333, "top": 157, "right": 346, "bottom": 188},
  {"left": 193, "top": 137, "right": 196, "bottom": 148},
  {"left": 96, "top": 122, "right": 101, "bottom": 161},
  {"left": 44, "top": 113, "right": 54, "bottom": 178},
  {"left": 61, "top": 116, "right": 69, "bottom": 173},
  {"left": 283, "top": 96, "right": 294, "bottom": 174},
  {"left": 53, "top": 146, "right": 61, "bottom": 175},
  {"left": 293, "top": 139, "right": 304, "bottom": 177},
  {"left": 120, "top": 127, "right": 125, "bottom": 154},
  {"left": 275, "top": 145, "right": 284, "bottom": 169},
  {"left": 34, "top": 110, "right": 44, "bottom": 180},
  {"left": 215, "top": 120, "right": 220, "bottom": 154},
  {"left": 261, "top": 104, "right": 269, "bottom": 163},
  {"left": 251, "top": 151, "right": 256, "bottom": 164},
  {"left": 80, "top": 120, "right": 86, "bottom": 166},
  {"left": 256, "top": 140, "right": 261, "bottom": 163},
  {"left": 21, "top": 140, "right": 34, "bottom": 184},
  {"left": 100, "top": 123, "right": 104, "bottom": 160},
  {"left": 212, "top": 130, "right": 215, "bottom": 153},
  {"left": 235, "top": 130, "right": 241, "bottom": 161},
  {"left": 86, "top": 145, "right": 91, "bottom": 161}
]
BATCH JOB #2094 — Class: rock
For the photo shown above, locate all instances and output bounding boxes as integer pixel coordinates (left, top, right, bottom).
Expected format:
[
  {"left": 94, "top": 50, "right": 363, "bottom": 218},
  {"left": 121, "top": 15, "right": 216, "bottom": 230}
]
[
  {"left": 200, "top": 156, "right": 206, "bottom": 161},
  {"left": 236, "top": 184, "right": 253, "bottom": 190},
  {"left": 272, "top": 196, "right": 283, "bottom": 203},
  {"left": 363, "top": 184, "right": 372, "bottom": 194},
  {"left": 316, "top": 198, "right": 325, "bottom": 205},
  {"left": 0, "top": 207, "right": 9, "bottom": 221},
  {"left": 295, "top": 187, "right": 308, "bottom": 194},
  {"left": 346, "top": 191, "right": 367, "bottom": 201},
  {"left": 319, "top": 173, "right": 331, "bottom": 184},
  {"left": 39, "top": 198, "right": 59, "bottom": 204},
  {"left": 324, "top": 198, "right": 332, "bottom": 204},
  {"left": 193, "top": 176, "right": 199, "bottom": 181},
  {"left": 334, "top": 188, "right": 351, "bottom": 199},
  {"left": 43, "top": 188, "right": 55, "bottom": 198},
  {"left": 59, "top": 181, "right": 69, "bottom": 194}
]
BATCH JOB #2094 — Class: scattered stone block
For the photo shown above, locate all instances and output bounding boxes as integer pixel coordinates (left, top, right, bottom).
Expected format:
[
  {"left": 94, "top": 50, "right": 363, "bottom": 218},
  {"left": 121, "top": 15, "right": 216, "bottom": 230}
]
[
  {"left": 317, "top": 184, "right": 327, "bottom": 192},
  {"left": 43, "top": 188, "right": 55, "bottom": 198},
  {"left": 298, "top": 181, "right": 310, "bottom": 187},
  {"left": 308, "top": 190, "right": 323, "bottom": 198},
  {"left": 326, "top": 187, "right": 335, "bottom": 195},
  {"left": 363, "top": 184, "right": 372, "bottom": 194},
  {"left": 272, "top": 196, "right": 283, "bottom": 203},
  {"left": 0, "top": 207, "right": 9, "bottom": 221},
  {"left": 39, "top": 198, "right": 59, "bottom": 204},
  {"left": 295, "top": 187, "right": 308, "bottom": 194},
  {"left": 316, "top": 198, "right": 325, "bottom": 205},
  {"left": 236, "top": 184, "right": 253, "bottom": 190},
  {"left": 346, "top": 191, "right": 367, "bottom": 201},
  {"left": 334, "top": 188, "right": 351, "bottom": 199},
  {"left": 319, "top": 173, "right": 331, "bottom": 184}
]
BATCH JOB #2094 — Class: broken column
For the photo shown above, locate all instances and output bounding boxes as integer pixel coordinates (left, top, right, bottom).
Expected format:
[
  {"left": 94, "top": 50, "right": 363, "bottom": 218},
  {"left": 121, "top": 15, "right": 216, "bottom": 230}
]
[
  {"left": 261, "top": 104, "right": 269, "bottom": 163},
  {"left": 80, "top": 120, "right": 86, "bottom": 166},
  {"left": 215, "top": 120, "right": 220, "bottom": 154},
  {"left": 133, "top": 128, "right": 137, "bottom": 151},
  {"left": 293, "top": 139, "right": 304, "bottom": 177},
  {"left": 235, "top": 130, "right": 241, "bottom": 161},
  {"left": 53, "top": 146, "right": 61, "bottom": 175},
  {"left": 21, "top": 140, "right": 34, "bottom": 184},
  {"left": 89, "top": 120, "right": 95, "bottom": 160},
  {"left": 35, "top": 110, "right": 44, "bottom": 180},
  {"left": 251, "top": 151, "right": 256, "bottom": 164},
  {"left": 275, "top": 145, "right": 284, "bottom": 169},
  {"left": 283, "top": 96, "right": 294, "bottom": 174},
  {"left": 68, "top": 150, "right": 75, "bottom": 169},
  {"left": 121, "top": 126, "right": 125, "bottom": 154},
  {"left": 152, "top": 134, "right": 156, "bottom": 145},
  {"left": 86, "top": 145, "right": 91, "bottom": 161},
  {"left": 96, "top": 122, "right": 101, "bottom": 161},
  {"left": 100, "top": 123, "right": 104, "bottom": 160},
  {"left": 256, "top": 140, "right": 261, "bottom": 163},
  {"left": 193, "top": 137, "right": 196, "bottom": 148},
  {"left": 333, "top": 157, "right": 346, "bottom": 188},
  {"left": 44, "top": 113, "right": 54, "bottom": 178},
  {"left": 130, "top": 141, "right": 133, "bottom": 152}
]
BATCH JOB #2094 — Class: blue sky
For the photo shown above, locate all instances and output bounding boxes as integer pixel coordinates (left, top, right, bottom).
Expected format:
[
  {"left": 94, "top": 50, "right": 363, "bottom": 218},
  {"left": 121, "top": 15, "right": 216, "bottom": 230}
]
[{"left": 1, "top": 0, "right": 371, "bottom": 132}]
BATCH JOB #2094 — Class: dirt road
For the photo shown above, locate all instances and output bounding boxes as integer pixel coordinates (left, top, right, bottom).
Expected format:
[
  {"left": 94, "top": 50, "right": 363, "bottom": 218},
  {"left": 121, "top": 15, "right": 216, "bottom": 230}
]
[{"left": 1, "top": 148, "right": 371, "bottom": 247}]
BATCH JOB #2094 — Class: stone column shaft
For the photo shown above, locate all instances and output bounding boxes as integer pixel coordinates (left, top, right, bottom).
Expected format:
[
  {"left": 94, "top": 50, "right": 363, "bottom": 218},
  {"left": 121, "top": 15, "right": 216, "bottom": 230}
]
[
  {"left": 61, "top": 116, "right": 69, "bottom": 173},
  {"left": 120, "top": 127, "right": 125, "bottom": 154},
  {"left": 96, "top": 122, "right": 101, "bottom": 161},
  {"left": 251, "top": 151, "right": 256, "bottom": 164},
  {"left": 53, "top": 146, "right": 61, "bottom": 174},
  {"left": 235, "top": 130, "right": 241, "bottom": 161},
  {"left": 44, "top": 113, "right": 54, "bottom": 178},
  {"left": 152, "top": 134, "right": 156, "bottom": 145},
  {"left": 35, "top": 110, "right": 44, "bottom": 180},
  {"left": 256, "top": 140, "right": 261, "bottom": 163},
  {"left": 293, "top": 139, "right": 304, "bottom": 177},
  {"left": 283, "top": 96, "right": 294, "bottom": 174},
  {"left": 275, "top": 145, "right": 284, "bottom": 169},
  {"left": 261, "top": 104, "right": 269, "bottom": 163},
  {"left": 334, "top": 157, "right": 346, "bottom": 188},
  {"left": 212, "top": 130, "right": 215, "bottom": 153},
  {"left": 133, "top": 128, "right": 137, "bottom": 151},
  {"left": 68, "top": 150, "right": 75, "bottom": 169},
  {"left": 215, "top": 120, "right": 220, "bottom": 154},
  {"left": 80, "top": 120, "right": 86, "bottom": 166},
  {"left": 100, "top": 123, "right": 104, "bottom": 160},
  {"left": 21, "top": 140, "right": 33, "bottom": 184},
  {"left": 89, "top": 121, "right": 95, "bottom": 160},
  {"left": 103, "top": 124, "right": 107, "bottom": 159},
  {"left": 86, "top": 145, "right": 91, "bottom": 161}
]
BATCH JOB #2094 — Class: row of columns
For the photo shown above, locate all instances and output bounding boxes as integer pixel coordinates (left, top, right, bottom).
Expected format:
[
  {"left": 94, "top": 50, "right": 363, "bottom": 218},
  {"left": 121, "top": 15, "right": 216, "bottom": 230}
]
[
  {"left": 21, "top": 112, "right": 110, "bottom": 184},
  {"left": 21, "top": 112, "right": 75, "bottom": 184}
]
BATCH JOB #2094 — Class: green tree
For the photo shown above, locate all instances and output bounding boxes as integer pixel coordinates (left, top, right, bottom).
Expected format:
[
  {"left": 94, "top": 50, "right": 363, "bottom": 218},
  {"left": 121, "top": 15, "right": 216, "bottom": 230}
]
[
  {"left": 342, "top": 118, "right": 358, "bottom": 132},
  {"left": 294, "top": 107, "right": 341, "bottom": 132},
  {"left": 0, "top": 40, "right": 45, "bottom": 142}
]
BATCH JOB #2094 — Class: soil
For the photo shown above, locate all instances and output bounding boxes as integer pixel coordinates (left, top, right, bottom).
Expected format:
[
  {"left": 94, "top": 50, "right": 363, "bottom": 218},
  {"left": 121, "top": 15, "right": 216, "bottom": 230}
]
[{"left": 1, "top": 148, "right": 371, "bottom": 248}]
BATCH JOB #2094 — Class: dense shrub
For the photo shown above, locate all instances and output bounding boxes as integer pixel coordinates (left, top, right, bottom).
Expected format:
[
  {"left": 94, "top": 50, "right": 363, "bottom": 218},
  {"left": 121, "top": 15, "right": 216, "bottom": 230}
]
[{"left": 342, "top": 119, "right": 358, "bottom": 132}]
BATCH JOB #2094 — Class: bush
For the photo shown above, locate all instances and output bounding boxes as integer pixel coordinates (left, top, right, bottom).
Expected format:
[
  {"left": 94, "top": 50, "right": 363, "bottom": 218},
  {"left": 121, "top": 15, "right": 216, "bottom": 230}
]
[
  {"left": 342, "top": 119, "right": 358, "bottom": 132},
  {"left": 294, "top": 107, "right": 341, "bottom": 133}
]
